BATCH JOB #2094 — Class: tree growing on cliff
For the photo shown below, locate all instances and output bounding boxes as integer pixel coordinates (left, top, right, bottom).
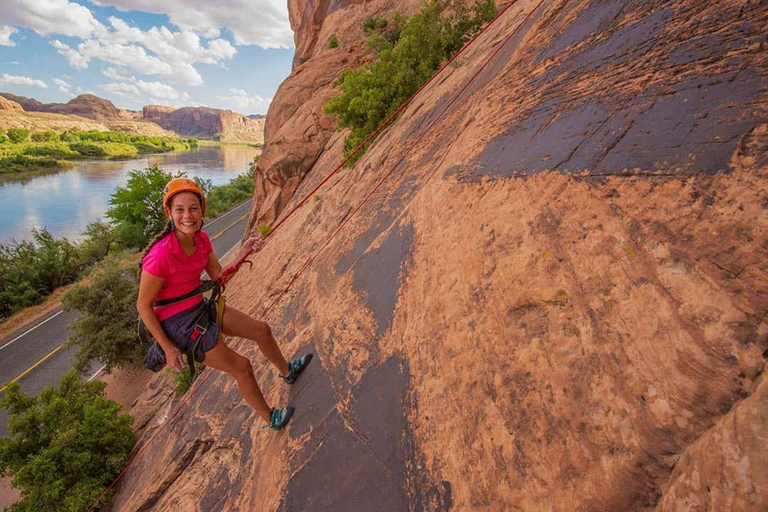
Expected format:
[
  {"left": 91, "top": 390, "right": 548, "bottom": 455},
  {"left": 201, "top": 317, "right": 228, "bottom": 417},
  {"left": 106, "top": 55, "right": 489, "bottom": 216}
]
[
  {"left": 0, "top": 371, "right": 134, "bottom": 512},
  {"left": 106, "top": 165, "right": 180, "bottom": 248},
  {"left": 325, "top": 0, "right": 496, "bottom": 163}
]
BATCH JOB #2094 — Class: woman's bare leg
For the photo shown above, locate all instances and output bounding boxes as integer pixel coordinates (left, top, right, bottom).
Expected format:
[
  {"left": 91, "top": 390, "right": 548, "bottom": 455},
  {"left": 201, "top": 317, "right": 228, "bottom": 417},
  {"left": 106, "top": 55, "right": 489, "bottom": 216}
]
[
  {"left": 221, "top": 306, "right": 290, "bottom": 376},
  {"left": 202, "top": 341, "right": 272, "bottom": 423}
]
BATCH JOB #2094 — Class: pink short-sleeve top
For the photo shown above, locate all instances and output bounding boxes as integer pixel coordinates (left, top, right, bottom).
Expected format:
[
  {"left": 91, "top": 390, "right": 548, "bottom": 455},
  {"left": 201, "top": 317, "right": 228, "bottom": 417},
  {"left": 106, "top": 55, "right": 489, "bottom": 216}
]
[{"left": 141, "top": 231, "right": 213, "bottom": 320}]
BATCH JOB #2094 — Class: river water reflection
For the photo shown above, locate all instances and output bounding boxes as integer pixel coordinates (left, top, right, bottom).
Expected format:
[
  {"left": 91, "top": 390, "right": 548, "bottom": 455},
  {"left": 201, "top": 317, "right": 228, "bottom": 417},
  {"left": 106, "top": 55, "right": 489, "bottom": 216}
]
[{"left": 0, "top": 145, "right": 259, "bottom": 244}]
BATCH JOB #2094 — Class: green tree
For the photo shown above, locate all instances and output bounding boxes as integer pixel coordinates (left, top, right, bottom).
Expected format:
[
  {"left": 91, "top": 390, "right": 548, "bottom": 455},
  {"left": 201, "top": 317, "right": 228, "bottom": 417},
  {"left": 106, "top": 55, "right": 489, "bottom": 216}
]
[
  {"left": 77, "top": 221, "right": 117, "bottom": 268},
  {"left": 204, "top": 168, "right": 255, "bottom": 218},
  {"left": 6, "top": 127, "right": 30, "bottom": 143},
  {"left": 328, "top": 34, "right": 339, "bottom": 49},
  {"left": 106, "top": 165, "right": 180, "bottom": 248},
  {"left": 0, "top": 129, "right": 6, "bottom": 143},
  {"left": 62, "top": 258, "right": 142, "bottom": 374},
  {"left": 30, "top": 131, "right": 59, "bottom": 142},
  {"left": 0, "top": 229, "right": 84, "bottom": 319},
  {"left": 0, "top": 372, "right": 134, "bottom": 512}
]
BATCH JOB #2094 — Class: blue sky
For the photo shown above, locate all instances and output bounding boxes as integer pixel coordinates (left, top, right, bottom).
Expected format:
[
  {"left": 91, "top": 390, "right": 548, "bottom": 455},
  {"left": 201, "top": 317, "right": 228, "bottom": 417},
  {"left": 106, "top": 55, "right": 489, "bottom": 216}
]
[{"left": 0, "top": 0, "right": 295, "bottom": 115}]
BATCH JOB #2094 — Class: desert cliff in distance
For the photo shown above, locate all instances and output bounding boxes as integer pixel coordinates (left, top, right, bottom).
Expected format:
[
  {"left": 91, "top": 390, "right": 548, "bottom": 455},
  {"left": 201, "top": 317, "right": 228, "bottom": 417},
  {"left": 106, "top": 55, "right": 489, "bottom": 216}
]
[
  {"left": 108, "top": 0, "right": 767, "bottom": 510},
  {"left": 0, "top": 92, "right": 264, "bottom": 144}
]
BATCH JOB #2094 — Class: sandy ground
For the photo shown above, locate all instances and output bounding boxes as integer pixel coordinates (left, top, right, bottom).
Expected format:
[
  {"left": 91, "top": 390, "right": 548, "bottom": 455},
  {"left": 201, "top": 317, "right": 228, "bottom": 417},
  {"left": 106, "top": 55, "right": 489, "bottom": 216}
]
[
  {"left": 0, "top": 477, "right": 20, "bottom": 511},
  {"left": 0, "top": 366, "right": 152, "bottom": 509}
]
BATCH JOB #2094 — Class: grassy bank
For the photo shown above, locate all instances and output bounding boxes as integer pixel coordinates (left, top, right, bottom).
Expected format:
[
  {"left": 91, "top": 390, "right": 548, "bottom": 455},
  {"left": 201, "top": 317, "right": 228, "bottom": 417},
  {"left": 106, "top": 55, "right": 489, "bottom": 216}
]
[{"left": 0, "top": 128, "right": 199, "bottom": 173}]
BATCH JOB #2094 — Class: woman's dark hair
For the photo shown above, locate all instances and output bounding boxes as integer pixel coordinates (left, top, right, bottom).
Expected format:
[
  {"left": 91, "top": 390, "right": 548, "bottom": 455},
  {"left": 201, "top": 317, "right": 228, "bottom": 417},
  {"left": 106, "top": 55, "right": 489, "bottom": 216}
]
[{"left": 137, "top": 220, "right": 174, "bottom": 277}]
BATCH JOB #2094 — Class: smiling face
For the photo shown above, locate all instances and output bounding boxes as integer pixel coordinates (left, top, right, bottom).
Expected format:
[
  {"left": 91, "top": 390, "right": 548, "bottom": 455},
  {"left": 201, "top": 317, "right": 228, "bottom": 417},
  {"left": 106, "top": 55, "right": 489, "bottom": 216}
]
[{"left": 168, "top": 191, "right": 203, "bottom": 235}]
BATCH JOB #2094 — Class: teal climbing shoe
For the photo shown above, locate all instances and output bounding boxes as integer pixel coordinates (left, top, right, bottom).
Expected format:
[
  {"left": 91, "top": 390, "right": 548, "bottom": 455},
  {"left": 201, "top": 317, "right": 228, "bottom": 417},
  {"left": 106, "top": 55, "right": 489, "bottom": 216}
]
[
  {"left": 265, "top": 406, "right": 294, "bottom": 430},
  {"left": 281, "top": 353, "right": 313, "bottom": 384}
]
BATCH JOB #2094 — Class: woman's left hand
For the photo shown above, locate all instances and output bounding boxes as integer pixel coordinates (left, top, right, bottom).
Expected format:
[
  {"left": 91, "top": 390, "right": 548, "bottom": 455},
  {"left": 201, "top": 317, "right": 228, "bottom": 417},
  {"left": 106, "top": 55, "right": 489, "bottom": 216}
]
[{"left": 242, "top": 236, "right": 265, "bottom": 253}]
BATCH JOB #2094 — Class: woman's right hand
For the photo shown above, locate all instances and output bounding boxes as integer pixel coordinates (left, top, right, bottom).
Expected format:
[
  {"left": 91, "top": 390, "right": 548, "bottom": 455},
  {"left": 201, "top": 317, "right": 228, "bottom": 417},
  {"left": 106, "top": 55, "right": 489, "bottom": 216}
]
[{"left": 164, "top": 345, "right": 185, "bottom": 372}]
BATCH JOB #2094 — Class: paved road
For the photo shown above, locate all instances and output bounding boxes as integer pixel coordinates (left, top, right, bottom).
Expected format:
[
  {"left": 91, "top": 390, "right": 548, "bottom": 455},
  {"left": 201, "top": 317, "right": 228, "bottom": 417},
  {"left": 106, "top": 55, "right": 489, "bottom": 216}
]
[{"left": 0, "top": 199, "right": 253, "bottom": 436}]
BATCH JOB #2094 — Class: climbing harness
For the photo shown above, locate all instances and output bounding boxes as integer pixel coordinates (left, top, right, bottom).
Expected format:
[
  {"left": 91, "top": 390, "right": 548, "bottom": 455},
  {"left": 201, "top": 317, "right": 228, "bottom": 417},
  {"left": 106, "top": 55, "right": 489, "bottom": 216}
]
[{"left": 137, "top": 254, "right": 252, "bottom": 382}]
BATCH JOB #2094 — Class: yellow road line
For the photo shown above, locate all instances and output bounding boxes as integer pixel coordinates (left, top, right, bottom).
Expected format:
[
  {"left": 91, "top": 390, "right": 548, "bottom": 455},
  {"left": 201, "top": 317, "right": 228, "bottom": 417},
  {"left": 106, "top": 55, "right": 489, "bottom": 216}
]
[
  {"left": 211, "top": 213, "right": 248, "bottom": 241},
  {"left": 0, "top": 343, "right": 65, "bottom": 393}
]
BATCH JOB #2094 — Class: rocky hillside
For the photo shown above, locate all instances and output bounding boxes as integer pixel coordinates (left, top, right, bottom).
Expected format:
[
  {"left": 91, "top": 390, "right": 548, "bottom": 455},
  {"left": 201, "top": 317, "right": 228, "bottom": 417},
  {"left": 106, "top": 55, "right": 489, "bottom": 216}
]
[
  {"left": 0, "top": 93, "right": 173, "bottom": 136},
  {"left": 108, "top": 0, "right": 767, "bottom": 510},
  {"left": 144, "top": 105, "right": 265, "bottom": 143},
  {"left": 0, "top": 93, "right": 265, "bottom": 143}
]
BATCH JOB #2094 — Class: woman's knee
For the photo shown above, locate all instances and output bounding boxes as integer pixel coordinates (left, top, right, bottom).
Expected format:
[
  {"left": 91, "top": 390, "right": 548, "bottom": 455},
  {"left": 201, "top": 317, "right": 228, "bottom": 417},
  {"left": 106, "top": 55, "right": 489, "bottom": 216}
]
[{"left": 229, "top": 353, "right": 253, "bottom": 378}]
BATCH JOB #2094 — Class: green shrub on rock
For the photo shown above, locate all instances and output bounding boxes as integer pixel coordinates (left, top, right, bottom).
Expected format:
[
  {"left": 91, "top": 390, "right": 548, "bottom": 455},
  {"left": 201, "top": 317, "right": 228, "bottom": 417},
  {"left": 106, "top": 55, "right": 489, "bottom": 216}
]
[{"left": 325, "top": 0, "right": 496, "bottom": 164}]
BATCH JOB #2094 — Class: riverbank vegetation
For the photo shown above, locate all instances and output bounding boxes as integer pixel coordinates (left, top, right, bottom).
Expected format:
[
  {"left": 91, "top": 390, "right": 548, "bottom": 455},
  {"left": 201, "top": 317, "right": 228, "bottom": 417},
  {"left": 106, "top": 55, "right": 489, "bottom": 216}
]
[
  {"left": 0, "top": 157, "right": 258, "bottom": 321},
  {"left": 324, "top": 0, "right": 496, "bottom": 164},
  {"left": 0, "top": 128, "right": 198, "bottom": 173}
]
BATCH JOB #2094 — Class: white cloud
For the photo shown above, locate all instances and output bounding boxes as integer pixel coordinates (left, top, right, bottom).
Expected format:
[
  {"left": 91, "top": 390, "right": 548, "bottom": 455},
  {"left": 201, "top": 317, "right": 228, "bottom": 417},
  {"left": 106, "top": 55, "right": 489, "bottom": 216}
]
[
  {"left": 102, "top": 79, "right": 191, "bottom": 106},
  {"left": 49, "top": 21, "right": 237, "bottom": 85},
  {"left": 50, "top": 40, "right": 90, "bottom": 69},
  {"left": 0, "top": 0, "right": 103, "bottom": 39},
  {"left": 102, "top": 67, "right": 134, "bottom": 81},
  {"left": 0, "top": 73, "right": 48, "bottom": 88},
  {"left": 93, "top": 0, "right": 293, "bottom": 48},
  {"left": 217, "top": 87, "right": 271, "bottom": 114},
  {"left": 0, "top": 25, "right": 17, "bottom": 46},
  {"left": 52, "top": 78, "right": 71, "bottom": 93}
]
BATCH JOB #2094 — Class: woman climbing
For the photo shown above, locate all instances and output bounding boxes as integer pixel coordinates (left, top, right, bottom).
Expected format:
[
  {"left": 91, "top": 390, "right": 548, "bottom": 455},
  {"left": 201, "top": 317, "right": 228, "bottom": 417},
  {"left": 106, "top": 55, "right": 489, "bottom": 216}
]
[{"left": 136, "top": 177, "right": 312, "bottom": 430}]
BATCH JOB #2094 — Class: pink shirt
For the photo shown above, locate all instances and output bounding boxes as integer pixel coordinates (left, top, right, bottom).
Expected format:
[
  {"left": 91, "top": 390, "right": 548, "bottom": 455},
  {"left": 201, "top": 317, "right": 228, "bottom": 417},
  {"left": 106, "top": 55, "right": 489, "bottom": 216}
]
[{"left": 141, "top": 231, "right": 213, "bottom": 320}]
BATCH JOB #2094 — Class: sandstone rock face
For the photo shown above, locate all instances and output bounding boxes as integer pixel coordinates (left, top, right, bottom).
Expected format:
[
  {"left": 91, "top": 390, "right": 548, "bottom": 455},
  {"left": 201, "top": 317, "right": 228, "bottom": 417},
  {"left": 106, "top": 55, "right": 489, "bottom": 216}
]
[
  {"left": 250, "top": 0, "right": 422, "bottom": 227},
  {"left": 149, "top": 106, "right": 265, "bottom": 143},
  {"left": 109, "top": 1, "right": 767, "bottom": 511},
  {"left": 42, "top": 93, "right": 122, "bottom": 121},
  {"left": 0, "top": 92, "right": 44, "bottom": 112},
  {"left": 142, "top": 104, "right": 176, "bottom": 121},
  {"left": 0, "top": 96, "right": 22, "bottom": 111}
]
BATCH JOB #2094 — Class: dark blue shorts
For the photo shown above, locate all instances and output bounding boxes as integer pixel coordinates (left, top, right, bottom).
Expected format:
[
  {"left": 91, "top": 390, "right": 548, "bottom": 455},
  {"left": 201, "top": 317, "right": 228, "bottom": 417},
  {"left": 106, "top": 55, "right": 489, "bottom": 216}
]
[{"left": 159, "top": 298, "right": 220, "bottom": 363}]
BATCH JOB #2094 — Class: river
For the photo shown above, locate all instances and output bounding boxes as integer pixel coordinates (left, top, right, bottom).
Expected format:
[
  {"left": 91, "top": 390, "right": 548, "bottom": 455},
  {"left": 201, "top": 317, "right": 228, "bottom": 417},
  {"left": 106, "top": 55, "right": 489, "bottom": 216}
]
[{"left": 0, "top": 145, "right": 260, "bottom": 245}]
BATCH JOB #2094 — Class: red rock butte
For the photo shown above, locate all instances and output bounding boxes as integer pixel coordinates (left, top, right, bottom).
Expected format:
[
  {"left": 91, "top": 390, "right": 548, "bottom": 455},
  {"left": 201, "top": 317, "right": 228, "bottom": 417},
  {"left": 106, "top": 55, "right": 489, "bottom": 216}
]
[{"left": 110, "top": 1, "right": 767, "bottom": 510}]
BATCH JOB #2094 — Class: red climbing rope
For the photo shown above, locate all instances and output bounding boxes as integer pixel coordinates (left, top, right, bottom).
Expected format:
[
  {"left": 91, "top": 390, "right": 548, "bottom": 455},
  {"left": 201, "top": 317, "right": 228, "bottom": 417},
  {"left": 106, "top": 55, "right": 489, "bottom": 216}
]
[{"left": 87, "top": 1, "right": 544, "bottom": 509}]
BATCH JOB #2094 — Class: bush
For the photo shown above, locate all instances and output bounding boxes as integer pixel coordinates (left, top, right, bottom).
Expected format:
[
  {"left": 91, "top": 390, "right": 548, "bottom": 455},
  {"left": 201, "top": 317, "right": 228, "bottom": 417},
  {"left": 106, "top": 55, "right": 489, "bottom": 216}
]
[
  {"left": 23, "top": 142, "right": 77, "bottom": 159},
  {"left": 0, "top": 154, "right": 63, "bottom": 172},
  {"left": 0, "top": 228, "right": 84, "bottom": 319},
  {"left": 328, "top": 34, "right": 339, "bottom": 49},
  {"left": 106, "top": 165, "right": 180, "bottom": 249},
  {"left": 325, "top": 0, "right": 496, "bottom": 164},
  {"left": 62, "top": 258, "right": 142, "bottom": 374},
  {"left": 70, "top": 142, "right": 107, "bottom": 157},
  {"left": 77, "top": 221, "right": 117, "bottom": 268},
  {"left": 6, "top": 127, "right": 30, "bottom": 143},
  {"left": 101, "top": 142, "right": 139, "bottom": 159},
  {"left": 30, "top": 131, "right": 58, "bottom": 142},
  {"left": 205, "top": 168, "right": 255, "bottom": 218},
  {"left": 171, "top": 363, "right": 204, "bottom": 394},
  {"left": 0, "top": 371, "right": 134, "bottom": 512},
  {"left": 362, "top": 15, "right": 389, "bottom": 34},
  {"left": 59, "top": 130, "right": 81, "bottom": 143},
  {"left": 0, "top": 129, "right": 5, "bottom": 143}
]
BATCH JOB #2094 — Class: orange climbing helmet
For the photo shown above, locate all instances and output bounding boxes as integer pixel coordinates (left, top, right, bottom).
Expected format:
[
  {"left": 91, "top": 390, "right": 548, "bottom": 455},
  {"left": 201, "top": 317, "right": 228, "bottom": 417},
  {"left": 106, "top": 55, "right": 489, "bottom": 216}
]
[{"left": 163, "top": 177, "right": 206, "bottom": 217}]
